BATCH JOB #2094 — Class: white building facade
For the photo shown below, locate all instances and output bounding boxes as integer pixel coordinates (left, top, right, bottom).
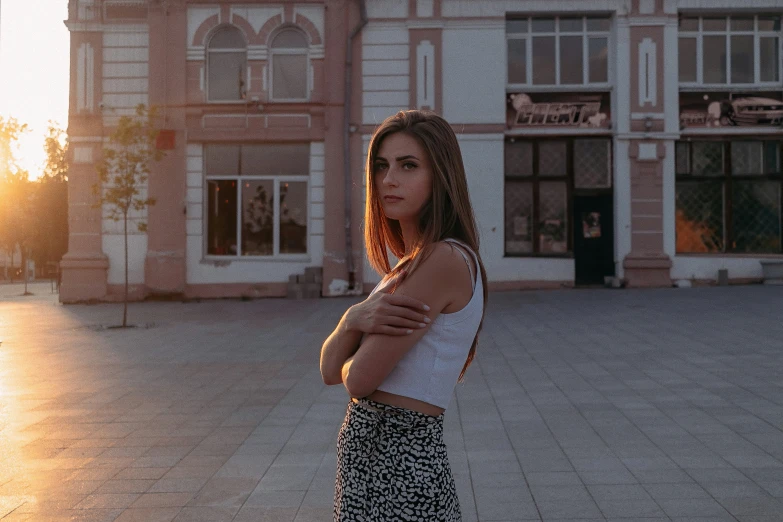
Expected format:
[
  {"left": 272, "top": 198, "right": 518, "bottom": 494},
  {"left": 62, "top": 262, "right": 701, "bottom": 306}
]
[
  {"left": 61, "top": 0, "right": 783, "bottom": 302},
  {"left": 359, "top": 0, "right": 783, "bottom": 290}
]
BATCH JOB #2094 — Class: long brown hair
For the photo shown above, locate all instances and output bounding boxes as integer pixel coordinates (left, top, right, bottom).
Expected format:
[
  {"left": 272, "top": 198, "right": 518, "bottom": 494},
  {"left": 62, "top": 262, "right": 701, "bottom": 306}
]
[{"left": 364, "top": 110, "right": 488, "bottom": 381}]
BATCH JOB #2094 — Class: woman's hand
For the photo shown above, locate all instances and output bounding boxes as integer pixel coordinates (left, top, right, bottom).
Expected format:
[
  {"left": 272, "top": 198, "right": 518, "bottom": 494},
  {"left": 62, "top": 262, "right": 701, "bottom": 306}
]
[{"left": 345, "top": 271, "right": 431, "bottom": 336}]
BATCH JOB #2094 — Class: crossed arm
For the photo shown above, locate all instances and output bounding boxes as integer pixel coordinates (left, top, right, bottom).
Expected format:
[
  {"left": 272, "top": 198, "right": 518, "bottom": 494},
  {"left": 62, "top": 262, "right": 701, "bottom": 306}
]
[{"left": 319, "top": 243, "right": 464, "bottom": 398}]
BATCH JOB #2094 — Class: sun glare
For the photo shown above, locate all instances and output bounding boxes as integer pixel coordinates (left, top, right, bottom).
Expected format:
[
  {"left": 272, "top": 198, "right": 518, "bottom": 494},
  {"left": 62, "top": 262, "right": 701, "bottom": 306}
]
[{"left": 0, "top": 0, "right": 70, "bottom": 181}]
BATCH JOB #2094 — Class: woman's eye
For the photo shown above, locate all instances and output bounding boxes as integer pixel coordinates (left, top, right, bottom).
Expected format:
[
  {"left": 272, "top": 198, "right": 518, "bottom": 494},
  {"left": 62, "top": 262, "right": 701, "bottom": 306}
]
[
  {"left": 402, "top": 162, "right": 417, "bottom": 170},
  {"left": 374, "top": 163, "right": 388, "bottom": 172}
]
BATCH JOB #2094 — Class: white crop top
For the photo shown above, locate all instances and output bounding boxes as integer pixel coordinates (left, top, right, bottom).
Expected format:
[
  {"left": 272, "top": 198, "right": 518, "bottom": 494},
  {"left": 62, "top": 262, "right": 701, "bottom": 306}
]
[{"left": 370, "top": 239, "right": 484, "bottom": 410}]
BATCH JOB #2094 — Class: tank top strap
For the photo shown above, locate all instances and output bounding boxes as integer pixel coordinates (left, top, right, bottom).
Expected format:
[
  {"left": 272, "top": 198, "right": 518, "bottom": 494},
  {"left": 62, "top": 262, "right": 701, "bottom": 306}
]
[{"left": 443, "top": 238, "right": 477, "bottom": 291}]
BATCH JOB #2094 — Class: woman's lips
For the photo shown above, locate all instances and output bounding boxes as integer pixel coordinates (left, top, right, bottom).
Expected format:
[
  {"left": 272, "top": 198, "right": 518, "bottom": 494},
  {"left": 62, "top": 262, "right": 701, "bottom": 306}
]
[{"left": 383, "top": 196, "right": 404, "bottom": 202}]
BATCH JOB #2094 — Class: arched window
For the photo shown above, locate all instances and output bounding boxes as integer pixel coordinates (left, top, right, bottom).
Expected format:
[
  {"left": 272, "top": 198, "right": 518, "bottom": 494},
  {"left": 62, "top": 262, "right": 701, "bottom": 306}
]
[
  {"left": 207, "top": 26, "right": 247, "bottom": 102},
  {"left": 270, "top": 28, "right": 309, "bottom": 101}
]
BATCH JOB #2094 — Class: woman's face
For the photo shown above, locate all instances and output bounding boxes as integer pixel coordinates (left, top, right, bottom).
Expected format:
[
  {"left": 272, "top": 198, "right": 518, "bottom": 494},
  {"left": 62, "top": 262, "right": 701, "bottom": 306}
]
[{"left": 373, "top": 132, "right": 433, "bottom": 223}]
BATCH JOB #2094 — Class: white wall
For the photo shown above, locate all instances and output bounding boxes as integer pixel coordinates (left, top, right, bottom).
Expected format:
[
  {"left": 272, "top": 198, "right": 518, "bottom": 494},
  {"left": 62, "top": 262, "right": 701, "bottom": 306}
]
[
  {"left": 362, "top": 24, "right": 410, "bottom": 125},
  {"left": 672, "top": 256, "right": 765, "bottom": 281},
  {"left": 103, "top": 235, "right": 148, "bottom": 285},
  {"left": 185, "top": 143, "right": 325, "bottom": 285},
  {"left": 459, "top": 134, "right": 574, "bottom": 282},
  {"left": 101, "top": 183, "right": 149, "bottom": 285},
  {"left": 102, "top": 29, "right": 149, "bottom": 122},
  {"left": 442, "top": 26, "right": 506, "bottom": 124},
  {"left": 614, "top": 140, "right": 632, "bottom": 278},
  {"left": 366, "top": 0, "right": 408, "bottom": 18}
]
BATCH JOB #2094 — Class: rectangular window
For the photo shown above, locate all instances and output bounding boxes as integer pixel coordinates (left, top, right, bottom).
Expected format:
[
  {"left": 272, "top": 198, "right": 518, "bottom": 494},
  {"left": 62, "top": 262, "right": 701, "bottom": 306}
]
[
  {"left": 506, "top": 16, "right": 611, "bottom": 87},
  {"left": 507, "top": 38, "right": 527, "bottom": 84},
  {"left": 205, "top": 144, "right": 309, "bottom": 257},
  {"left": 679, "top": 37, "right": 697, "bottom": 82},
  {"left": 272, "top": 54, "right": 308, "bottom": 100},
  {"left": 504, "top": 138, "right": 613, "bottom": 256},
  {"left": 678, "top": 14, "right": 782, "bottom": 85},
  {"left": 675, "top": 140, "right": 783, "bottom": 254}
]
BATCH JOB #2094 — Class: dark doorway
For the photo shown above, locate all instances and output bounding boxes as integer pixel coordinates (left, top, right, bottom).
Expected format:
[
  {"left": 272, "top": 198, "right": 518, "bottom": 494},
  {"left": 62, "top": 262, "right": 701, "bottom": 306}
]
[{"left": 573, "top": 194, "right": 615, "bottom": 285}]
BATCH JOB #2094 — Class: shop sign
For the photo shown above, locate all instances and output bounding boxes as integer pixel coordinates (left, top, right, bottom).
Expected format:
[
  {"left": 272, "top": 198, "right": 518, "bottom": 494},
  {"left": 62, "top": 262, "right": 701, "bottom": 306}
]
[
  {"left": 680, "top": 91, "right": 783, "bottom": 129},
  {"left": 507, "top": 92, "right": 611, "bottom": 129}
]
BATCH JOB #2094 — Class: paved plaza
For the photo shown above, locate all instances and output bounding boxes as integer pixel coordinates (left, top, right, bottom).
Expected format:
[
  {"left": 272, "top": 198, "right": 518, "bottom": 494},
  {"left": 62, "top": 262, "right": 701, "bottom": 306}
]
[{"left": 0, "top": 281, "right": 782, "bottom": 522}]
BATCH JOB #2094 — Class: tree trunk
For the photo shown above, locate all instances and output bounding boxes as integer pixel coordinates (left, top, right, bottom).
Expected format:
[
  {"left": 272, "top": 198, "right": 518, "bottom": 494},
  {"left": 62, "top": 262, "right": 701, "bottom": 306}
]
[
  {"left": 123, "top": 212, "right": 129, "bottom": 328},
  {"left": 9, "top": 250, "right": 14, "bottom": 283},
  {"left": 22, "top": 246, "right": 28, "bottom": 294}
]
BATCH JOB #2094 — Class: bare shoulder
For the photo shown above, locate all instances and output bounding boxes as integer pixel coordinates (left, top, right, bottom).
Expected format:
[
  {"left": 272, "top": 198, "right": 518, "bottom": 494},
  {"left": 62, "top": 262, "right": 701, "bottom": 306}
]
[{"left": 396, "top": 242, "right": 470, "bottom": 301}]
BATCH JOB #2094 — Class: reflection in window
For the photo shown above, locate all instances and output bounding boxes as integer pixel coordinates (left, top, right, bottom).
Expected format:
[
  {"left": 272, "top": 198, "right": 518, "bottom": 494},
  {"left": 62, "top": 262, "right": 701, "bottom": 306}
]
[
  {"left": 679, "top": 15, "right": 781, "bottom": 84},
  {"left": 703, "top": 36, "right": 727, "bottom": 84},
  {"left": 676, "top": 140, "right": 783, "bottom": 254},
  {"left": 207, "top": 180, "right": 238, "bottom": 255},
  {"left": 279, "top": 182, "right": 308, "bottom": 254},
  {"left": 679, "top": 37, "right": 697, "bottom": 82},
  {"left": 731, "top": 36, "right": 754, "bottom": 84},
  {"left": 506, "top": 16, "right": 610, "bottom": 86},
  {"left": 207, "top": 26, "right": 246, "bottom": 101},
  {"left": 760, "top": 37, "right": 780, "bottom": 82},
  {"left": 560, "top": 36, "right": 583, "bottom": 84},
  {"left": 503, "top": 138, "right": 613, "bottom": 256},
  {"left": 692, "top": 142, "right": 724, "bottom": 176},
  {"left": 205, "top": 144, "right": 309, "bottom": 256},
  {"left": 504, "top": 183, "right": 533, "bottom": 254},
  {"left": 539, "top": 182, "right": 568, "bottom": 254},
  {"left": 732, "top": 182, "right": 782, "bottom": 253},
  {"left": 507, "top": 39, "right": 526, "bottom": 84},
  {"left": 532, "top": 36, "right": 556, "bottom": 85},
  {"left": 588, "top": 37, "right": 608, "bottom": 83},
  {"left": 270, "top": 28, "right": 309, "bottom": 100},
  {"left": 242, "top": 180, "right": 274, "bottom": 256}
]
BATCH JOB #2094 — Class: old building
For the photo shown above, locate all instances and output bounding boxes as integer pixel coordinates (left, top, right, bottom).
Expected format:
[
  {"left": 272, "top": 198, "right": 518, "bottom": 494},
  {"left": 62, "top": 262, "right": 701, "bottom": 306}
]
[{"left": 61, "top": 0, "right": 783, "bottom": 302}]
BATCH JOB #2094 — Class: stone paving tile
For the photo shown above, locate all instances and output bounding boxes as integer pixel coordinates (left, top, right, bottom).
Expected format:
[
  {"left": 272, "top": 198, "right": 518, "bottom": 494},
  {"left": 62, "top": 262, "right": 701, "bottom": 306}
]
[
  {"left": 2, "top": 285, "right": 783, "bottom": 521},
  {"left": 172, "top": 506, "right": 238, "bottom": 521},
  {"left": 112, "top": 507, "right": 181, "bottom": 522}
]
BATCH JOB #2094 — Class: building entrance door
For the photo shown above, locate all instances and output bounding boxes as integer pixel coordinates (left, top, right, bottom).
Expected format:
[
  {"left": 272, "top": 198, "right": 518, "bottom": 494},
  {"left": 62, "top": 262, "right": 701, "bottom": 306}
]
[{"left": 573, "top": 194, "right": 615, "bottom": 285}]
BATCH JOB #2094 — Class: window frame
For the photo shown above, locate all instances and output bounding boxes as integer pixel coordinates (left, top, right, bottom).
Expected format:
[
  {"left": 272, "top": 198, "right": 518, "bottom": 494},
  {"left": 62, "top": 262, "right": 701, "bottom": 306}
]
[
  {"left": 506, "top": 15, "right": 613, "bottom": 91},
  {"left": 675, "top": 139, "right": 783, "bottom": 254},
  {"left": 204, "top": 145, "right": 310, "bottom": 259},
  {"left": 678, "top": 14, "right": 783, "bottom": 88},
  {"left": 206, "top": 26, "right": 248, "bottom": 104},
  {"left": 269, "top": 27, "right": 311, "bottom": 103},
  {"left": 504, "top": 138, "right": 614, "bottom": 258}
]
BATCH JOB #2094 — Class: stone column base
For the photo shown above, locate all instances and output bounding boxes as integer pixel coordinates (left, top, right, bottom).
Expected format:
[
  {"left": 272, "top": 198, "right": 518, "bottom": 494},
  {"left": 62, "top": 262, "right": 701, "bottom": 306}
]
[
  {"left": 59, "top": 254, "right": 109, "bottom": 303},
  {"left": 623, "top": 254, "right": 673, "bottom": 288}
]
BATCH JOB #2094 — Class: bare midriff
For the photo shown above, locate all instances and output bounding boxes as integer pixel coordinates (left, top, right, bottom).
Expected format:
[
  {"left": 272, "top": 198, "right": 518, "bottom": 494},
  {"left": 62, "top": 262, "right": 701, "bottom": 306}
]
[{"left": 365, "top": 389, "right": 445, "bottom": 417}]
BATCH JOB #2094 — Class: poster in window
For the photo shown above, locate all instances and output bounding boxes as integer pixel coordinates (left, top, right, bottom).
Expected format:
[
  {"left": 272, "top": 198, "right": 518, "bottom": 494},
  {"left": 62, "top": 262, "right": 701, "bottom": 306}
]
[
  {"left": 680, "top": 91, "right": 783, "bottom": 129},
  {"left": 582, "top": 212, "right": 602, "bottom": 238}
]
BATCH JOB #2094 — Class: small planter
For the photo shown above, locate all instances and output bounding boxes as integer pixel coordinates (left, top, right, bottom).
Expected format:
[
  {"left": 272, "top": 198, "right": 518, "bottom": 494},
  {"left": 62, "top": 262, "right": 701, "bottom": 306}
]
[{"left": 760, "top": 260, "right": 783, "bottom": 285}]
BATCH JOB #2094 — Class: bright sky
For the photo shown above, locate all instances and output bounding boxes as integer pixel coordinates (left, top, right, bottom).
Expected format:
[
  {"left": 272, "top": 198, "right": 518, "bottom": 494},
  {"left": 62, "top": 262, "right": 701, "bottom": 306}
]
[{"left": 0, "top": 0, "right": 70, "bottom": 180}]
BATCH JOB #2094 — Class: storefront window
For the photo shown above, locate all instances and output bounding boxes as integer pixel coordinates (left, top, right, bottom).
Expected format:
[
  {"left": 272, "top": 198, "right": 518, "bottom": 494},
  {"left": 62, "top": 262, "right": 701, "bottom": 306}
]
[
  {"left": 507, "top": 16, "right": 611, "bottom": 87},
  {"left": 504, "top": 138, "right": 613, "bottom": 256},
  {"left": 206, "top": 144, "right": 309, "bottom": 256},
  {"left": 678, "top": 15, "right": 782, "bottom": 85},
  {"left": 675, "top": 140, "right": 782, "bottom": 254}
]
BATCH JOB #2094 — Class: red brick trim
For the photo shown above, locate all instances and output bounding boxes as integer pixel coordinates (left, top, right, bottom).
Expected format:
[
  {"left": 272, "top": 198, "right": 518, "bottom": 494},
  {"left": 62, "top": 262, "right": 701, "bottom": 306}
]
[{"left": 192, "top": 14, "right": 220, "bottom": 46}]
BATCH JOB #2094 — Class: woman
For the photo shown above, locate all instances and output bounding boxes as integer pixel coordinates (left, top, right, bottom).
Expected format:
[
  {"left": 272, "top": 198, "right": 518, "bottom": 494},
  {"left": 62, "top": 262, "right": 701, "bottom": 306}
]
[{"left": 320, "top": 110, "right": 488, "bottom": 521}]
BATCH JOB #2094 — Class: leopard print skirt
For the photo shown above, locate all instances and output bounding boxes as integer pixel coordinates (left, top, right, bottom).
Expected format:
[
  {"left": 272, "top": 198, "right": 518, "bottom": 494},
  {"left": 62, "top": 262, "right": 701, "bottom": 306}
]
[{"left": 334, "top": 398, "right": 461, "bottom": 522}]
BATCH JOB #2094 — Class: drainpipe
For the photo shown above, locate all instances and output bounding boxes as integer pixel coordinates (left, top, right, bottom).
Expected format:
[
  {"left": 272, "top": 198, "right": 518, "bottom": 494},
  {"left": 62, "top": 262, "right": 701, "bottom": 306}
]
[{"left": 343, "top": 0, "right": 367, "bottom": 292}]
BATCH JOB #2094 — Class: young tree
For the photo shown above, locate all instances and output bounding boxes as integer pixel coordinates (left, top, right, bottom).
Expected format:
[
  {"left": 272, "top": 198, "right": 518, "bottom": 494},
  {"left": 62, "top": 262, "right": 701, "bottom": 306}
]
[
  {"left": 31, "top": 123, "right": 70, "bottom": 281},
  {"left": 92, "top": 105, "right": 163, "bottom": 327},
  {"left": 0, "top": 117, "right": 30, "bottom": 283}
]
